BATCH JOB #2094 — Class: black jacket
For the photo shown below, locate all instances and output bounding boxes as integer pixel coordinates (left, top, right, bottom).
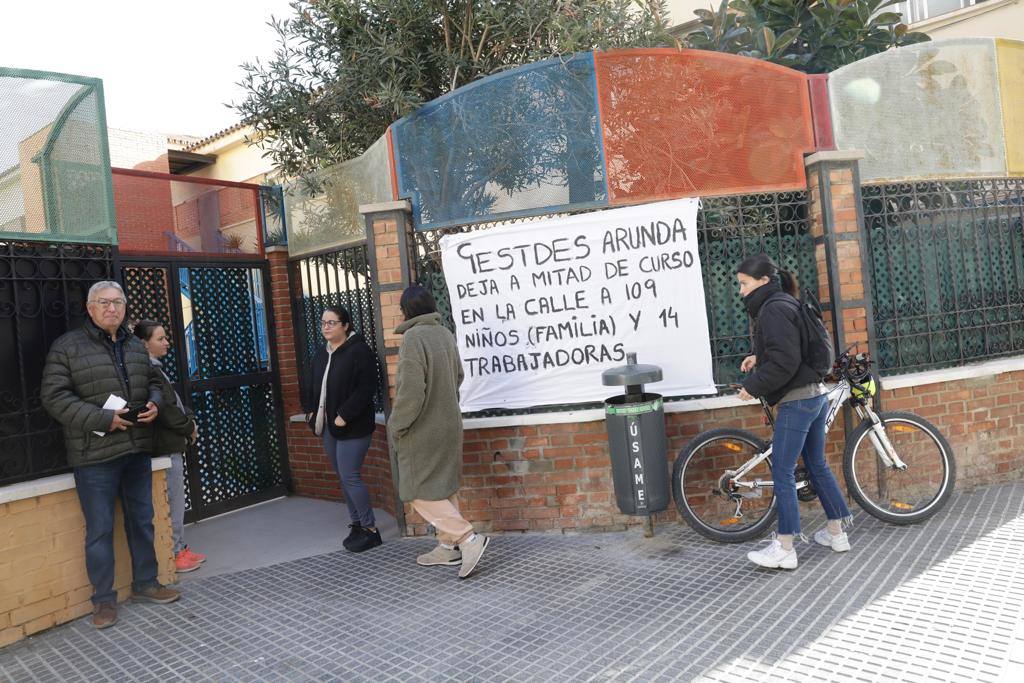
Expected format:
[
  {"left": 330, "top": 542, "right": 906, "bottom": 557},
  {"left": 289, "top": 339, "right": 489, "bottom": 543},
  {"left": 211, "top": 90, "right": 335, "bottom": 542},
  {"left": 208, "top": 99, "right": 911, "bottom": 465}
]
[
  {"left": 740, "top": 281, "right": 820, "bottom": 406},
  {"left": 150, "top": 359, "right": 197, "bottom": 456},
  {"left": 302, "top": 334, "right": 378, "bottom": 439},
  {"left": 41, "top": 320, "right": 163, "bottom": 467}
]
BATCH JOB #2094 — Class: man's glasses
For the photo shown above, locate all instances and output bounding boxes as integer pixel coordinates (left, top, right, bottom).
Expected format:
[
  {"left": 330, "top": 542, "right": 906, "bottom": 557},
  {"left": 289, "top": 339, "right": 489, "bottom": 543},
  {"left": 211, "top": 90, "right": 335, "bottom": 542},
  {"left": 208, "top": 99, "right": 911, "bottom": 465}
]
[
  {"left": 321, "top": 320, "right": 342, "bottom": 328},
  {"left": 92, "top": 298, "right": 127, "bottom": 308}
]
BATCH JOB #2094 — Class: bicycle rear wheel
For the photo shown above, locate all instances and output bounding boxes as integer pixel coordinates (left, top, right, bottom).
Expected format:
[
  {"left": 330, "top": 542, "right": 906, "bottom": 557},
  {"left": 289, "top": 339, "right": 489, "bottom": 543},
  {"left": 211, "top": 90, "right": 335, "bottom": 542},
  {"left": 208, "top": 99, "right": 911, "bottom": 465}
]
[
  {"left": 672, "top": 428, "right": 776, "bottom": 543},
  {"left": 843, "top": 411, "right": 956, "bottom": 524}
]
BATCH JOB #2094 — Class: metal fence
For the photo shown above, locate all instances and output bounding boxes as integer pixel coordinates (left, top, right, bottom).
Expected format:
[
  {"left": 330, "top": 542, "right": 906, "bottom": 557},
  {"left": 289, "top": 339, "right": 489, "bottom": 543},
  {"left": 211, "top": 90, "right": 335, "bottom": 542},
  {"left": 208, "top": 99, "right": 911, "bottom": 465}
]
[
  {"left": 0, "top": 67, "right": 116, "bottom": 244},
  {"left": 0, "top": 240, "right": 116, "bottom": 486},
  {"left": 289, "top": 243, "right": 382, "bottom": 410},
  {"left": 863, "top": 178, "right": 1024, "bottom": 374},
  {"left": 413, "top": 190, "right": 817, "bottom": 415}
]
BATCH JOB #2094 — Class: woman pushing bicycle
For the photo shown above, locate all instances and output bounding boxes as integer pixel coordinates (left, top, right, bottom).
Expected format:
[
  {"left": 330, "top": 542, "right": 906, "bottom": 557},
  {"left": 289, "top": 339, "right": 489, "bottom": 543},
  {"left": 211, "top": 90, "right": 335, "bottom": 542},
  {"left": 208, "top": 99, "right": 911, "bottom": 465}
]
[{"left": 735, "top": 253, "right": 852, "bottom": 570}]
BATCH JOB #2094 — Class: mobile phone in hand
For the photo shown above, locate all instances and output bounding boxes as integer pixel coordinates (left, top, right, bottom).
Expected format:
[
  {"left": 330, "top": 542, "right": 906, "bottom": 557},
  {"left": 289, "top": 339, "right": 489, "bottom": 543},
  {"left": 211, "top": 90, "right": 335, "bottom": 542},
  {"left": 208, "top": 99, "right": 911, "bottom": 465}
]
[{"left": 121, "top": 405, "right": 145, "bottom": 423}]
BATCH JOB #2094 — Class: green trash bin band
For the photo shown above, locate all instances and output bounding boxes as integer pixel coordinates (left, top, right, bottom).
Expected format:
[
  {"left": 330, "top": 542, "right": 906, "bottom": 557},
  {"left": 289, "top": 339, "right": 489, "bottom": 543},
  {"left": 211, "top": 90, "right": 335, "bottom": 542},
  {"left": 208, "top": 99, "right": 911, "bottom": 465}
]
[{"left": 604, "top": 398, "right": 663, "bottom": 416}]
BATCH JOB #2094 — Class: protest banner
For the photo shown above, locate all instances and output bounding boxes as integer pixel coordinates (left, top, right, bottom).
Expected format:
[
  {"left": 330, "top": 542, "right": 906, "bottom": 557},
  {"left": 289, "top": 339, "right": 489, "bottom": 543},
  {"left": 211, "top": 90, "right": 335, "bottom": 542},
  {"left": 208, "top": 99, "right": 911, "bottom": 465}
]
[{"left": 439, "top": 198, "right": 715, "bottom": 411}]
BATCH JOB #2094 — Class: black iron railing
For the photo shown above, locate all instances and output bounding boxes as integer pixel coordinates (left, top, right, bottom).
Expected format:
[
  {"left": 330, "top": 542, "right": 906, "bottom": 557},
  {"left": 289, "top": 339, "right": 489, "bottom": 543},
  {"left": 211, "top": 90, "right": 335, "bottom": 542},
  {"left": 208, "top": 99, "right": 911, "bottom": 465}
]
[{"left": 863, "top": 178, "right": 1024, "bottom": 374}]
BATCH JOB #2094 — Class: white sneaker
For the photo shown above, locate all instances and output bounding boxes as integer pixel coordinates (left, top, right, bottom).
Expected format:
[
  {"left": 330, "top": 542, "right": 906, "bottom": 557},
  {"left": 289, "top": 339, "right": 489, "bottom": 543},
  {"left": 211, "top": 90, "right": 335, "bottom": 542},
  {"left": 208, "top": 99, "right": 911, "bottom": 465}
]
[
  {"left": 813, "top": 528, "right": 851, "bottom": 552},
  {"left": 747, "top": 539, "right": 798, "bottom": 569}
]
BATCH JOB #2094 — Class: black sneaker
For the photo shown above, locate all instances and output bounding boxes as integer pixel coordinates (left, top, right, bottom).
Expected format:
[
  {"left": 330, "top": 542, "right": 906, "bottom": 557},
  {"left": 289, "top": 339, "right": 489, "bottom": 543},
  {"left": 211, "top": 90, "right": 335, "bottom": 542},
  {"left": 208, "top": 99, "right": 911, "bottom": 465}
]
[
  {"left": 342, "top": 523, "right": 363, "bottom": 550},
  {"left": 347, "top": 527, "right": 383, "bottom": 553}
]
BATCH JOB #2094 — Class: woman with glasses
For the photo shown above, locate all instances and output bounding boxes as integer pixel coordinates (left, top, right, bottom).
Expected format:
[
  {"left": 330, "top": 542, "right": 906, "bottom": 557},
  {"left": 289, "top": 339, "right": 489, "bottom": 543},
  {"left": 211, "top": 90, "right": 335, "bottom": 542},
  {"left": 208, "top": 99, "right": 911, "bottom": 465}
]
[{"left": 303, "top": 305, "right": 382, "bottom": 552}]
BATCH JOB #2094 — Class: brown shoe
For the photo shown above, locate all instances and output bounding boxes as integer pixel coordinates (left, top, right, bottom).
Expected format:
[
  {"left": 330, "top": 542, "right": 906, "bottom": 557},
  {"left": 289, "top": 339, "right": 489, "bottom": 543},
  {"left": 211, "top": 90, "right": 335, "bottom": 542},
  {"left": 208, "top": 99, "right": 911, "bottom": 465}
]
[
  {"left": 132, "top": 584, "right": 180, "bottom": 604},
  {"left": 91, "top": 602, "right": 118, "bottom": 629}
]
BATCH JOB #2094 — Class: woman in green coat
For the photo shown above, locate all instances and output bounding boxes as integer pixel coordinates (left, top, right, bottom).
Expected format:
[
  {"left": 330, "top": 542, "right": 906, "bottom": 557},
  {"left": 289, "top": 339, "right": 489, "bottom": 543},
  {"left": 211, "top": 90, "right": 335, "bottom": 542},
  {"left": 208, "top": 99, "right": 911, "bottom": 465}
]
[
  {"left": 134, "top": 320, "right": 206, "bottom": 574},
  {"left": 388, "top": 286, "right": 490, "bottom": 579}
]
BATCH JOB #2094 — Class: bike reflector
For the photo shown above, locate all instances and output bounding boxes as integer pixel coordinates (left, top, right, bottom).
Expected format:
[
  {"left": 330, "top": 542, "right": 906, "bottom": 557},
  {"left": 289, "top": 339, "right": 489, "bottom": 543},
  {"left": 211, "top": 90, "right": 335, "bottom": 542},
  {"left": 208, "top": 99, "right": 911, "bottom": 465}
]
[
  {"left": 891, "top": 501, "right": 913, "bottom": 510},
  {"left": 720, "top": 517, "right": 742, "bottom": 526},
  {"left": 890, "top": 425, "right": 915, "bottom": 433},
  {"left": 723, "top": 442, "right": 743, "bottom": 452}
]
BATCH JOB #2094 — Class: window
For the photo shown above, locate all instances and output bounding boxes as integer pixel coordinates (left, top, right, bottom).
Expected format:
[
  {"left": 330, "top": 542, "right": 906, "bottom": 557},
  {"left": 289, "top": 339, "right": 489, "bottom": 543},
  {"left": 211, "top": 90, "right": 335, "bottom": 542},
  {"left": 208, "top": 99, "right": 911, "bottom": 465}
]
[{"left": 897, "top": 0, "right": 984, "bottom": 24}]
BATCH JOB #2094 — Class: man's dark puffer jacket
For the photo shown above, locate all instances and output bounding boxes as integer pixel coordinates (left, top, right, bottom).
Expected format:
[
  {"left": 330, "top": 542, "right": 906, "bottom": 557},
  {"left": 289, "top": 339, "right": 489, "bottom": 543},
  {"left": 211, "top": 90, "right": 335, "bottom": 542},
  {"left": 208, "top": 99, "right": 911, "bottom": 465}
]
[
  {"left": 41, "top": 320, "right": 163, "bottom": 467},
  {"left": 740, "top": 281, "right": 820, "bottom": 406}
]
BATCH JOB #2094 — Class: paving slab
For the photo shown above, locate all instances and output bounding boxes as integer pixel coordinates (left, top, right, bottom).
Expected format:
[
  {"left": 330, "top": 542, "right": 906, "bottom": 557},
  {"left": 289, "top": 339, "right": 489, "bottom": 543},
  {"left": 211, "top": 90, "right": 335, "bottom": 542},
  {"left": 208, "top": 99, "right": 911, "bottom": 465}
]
[{"left": 3, "top": 483, "right": 1024, "bottom": 682}]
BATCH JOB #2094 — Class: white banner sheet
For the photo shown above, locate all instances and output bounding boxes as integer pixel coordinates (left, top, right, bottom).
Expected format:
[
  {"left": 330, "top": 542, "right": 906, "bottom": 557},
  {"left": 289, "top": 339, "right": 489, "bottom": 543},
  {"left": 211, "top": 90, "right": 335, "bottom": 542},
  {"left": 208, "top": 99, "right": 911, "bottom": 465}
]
[{"left": 439, "top": 198, "right": 715, "bottom": 412}]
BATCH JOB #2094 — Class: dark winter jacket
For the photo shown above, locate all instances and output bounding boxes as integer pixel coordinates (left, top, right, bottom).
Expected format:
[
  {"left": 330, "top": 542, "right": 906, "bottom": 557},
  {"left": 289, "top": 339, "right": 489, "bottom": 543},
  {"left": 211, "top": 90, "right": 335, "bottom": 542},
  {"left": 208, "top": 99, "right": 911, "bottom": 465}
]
[
  {"left": 302, "top": 333, "right": 379, "bottom": 440},
  {"left": 150, "top": 358, "right": 196, "bottom": 456},
  {"left": 740, "top": 281, "right": 820, "bottom": 406},
  {"left": 41, "top": 320, "right": 164, "bottom": 467}
]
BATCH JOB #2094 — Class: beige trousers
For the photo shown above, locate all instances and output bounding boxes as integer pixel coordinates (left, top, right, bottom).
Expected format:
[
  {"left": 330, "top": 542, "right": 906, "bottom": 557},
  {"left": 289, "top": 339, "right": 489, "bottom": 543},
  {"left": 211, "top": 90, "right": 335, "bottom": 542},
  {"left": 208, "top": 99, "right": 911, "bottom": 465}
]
[{"left": 411, "top": 494, "right": 474, "bottom": 546}]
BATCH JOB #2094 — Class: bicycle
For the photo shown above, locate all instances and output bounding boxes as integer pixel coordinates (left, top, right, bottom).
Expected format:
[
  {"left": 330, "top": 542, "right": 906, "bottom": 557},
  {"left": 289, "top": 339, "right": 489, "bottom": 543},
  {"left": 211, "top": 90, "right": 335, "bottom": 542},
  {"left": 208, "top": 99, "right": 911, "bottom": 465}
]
[{"left": 672, "top": 345, "right": 957, "bottom": 543}]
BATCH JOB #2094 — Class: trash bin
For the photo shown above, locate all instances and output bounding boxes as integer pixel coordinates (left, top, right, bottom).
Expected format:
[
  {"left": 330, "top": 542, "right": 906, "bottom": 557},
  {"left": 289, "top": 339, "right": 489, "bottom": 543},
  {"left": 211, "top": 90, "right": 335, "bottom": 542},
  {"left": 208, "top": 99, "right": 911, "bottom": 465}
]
[{"left": 602, "top": 352, "right": 669, "bottom": 516}]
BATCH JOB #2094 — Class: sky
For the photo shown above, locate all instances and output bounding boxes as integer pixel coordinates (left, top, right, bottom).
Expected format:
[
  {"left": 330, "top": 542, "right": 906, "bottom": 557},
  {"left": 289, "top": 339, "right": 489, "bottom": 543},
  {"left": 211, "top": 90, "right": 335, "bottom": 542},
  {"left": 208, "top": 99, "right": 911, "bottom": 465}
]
[{"left": 1, "top": 0, "right": 295, "bottom": 138}]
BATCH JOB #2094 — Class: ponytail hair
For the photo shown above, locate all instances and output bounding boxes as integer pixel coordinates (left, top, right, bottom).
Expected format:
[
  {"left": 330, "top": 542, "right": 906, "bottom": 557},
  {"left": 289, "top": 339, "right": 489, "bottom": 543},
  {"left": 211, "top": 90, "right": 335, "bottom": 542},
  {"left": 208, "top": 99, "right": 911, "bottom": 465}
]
[{"left": 735, "top": 253, "right": 799, "bottom": 297}]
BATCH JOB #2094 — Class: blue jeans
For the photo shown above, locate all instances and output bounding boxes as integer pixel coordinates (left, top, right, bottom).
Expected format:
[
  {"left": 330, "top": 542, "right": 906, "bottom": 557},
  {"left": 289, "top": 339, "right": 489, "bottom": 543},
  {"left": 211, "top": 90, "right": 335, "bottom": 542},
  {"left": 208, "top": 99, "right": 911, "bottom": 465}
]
[
  {"left": 322, "top": 432, "right": 376, "bottom": 527},
  {"left": 772, "top": 394, "right": 851, "bottom": 536},
  {"left": 73, "top": 453, "right": 160, "bottom": 605}
]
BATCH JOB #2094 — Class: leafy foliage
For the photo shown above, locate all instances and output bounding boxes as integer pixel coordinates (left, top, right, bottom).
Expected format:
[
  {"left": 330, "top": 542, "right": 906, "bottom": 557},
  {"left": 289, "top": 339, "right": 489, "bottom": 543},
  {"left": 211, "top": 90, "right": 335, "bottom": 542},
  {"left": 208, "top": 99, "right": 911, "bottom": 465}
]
[
  {"left": 683, "top": 0, "right": 930, "bottom": 73},
  {"left": 236, "top": 0, "right": 673, "bottom": 177}
]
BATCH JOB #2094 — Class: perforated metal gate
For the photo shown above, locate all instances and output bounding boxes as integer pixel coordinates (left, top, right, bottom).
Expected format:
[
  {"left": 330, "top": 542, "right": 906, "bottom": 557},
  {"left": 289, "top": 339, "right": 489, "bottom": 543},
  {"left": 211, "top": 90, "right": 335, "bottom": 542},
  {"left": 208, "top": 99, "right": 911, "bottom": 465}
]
[{"left": 121, "top": 258, "right": 289, "bottom": 521}]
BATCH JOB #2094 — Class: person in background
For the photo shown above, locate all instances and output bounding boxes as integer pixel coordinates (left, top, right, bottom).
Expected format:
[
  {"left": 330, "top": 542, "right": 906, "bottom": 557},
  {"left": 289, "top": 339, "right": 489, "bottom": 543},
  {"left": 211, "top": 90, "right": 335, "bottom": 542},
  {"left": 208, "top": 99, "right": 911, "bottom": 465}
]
[
  {"left": 41, "top": 281, "right": 179, "bottom": 630},
  {"left": 303, "top": 305, "right": 382, "bottom": 552},
  {"left": 735, "top": 254, "right": 852, "bottom": 570},
  {"left": 133, "top": 319, "right": 206, "bottom": 573},
  {"left": 388, "top": 286, "right": 489, "bottom": 579}
]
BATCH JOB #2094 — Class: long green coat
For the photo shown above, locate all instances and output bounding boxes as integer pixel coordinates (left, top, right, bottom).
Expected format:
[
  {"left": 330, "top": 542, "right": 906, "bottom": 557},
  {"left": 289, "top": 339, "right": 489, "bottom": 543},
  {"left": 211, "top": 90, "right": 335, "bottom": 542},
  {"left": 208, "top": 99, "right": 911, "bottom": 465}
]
[{"left": 388, "top": 312, "right": 464, "bottom": 502}]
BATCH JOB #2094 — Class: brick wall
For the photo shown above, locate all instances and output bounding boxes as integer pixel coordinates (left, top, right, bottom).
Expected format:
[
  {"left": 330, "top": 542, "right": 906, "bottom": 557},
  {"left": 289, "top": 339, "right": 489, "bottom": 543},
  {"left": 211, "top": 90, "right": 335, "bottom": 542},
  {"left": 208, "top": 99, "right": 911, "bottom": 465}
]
[
  {"left": 0, "top": 470, "right": 175, "bottom": 648},
  {"left": 881, "top": 371, "right": 1024, "bottom": 488},
  {"left": 112, "top": 172, "right": 176, "bottom": 254}
]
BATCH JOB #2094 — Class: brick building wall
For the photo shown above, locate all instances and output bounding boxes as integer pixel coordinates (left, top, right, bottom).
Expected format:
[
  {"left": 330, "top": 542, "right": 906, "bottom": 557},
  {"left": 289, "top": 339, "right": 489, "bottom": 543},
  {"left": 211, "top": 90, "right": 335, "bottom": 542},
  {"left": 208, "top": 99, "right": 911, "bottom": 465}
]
[
  {"left": 112, "top": 171, "right": 176, "bottom": 253},
  {"left": 0, "top": 469, "right": 175, "bottom": 648}
]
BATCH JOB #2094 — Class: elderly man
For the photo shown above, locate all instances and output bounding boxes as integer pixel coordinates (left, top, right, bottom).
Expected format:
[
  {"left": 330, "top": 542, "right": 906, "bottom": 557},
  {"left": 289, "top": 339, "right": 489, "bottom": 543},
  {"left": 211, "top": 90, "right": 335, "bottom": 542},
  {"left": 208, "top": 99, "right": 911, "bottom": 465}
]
[{"left": 41, "top": 281, "right": 180, "bottom": 629}]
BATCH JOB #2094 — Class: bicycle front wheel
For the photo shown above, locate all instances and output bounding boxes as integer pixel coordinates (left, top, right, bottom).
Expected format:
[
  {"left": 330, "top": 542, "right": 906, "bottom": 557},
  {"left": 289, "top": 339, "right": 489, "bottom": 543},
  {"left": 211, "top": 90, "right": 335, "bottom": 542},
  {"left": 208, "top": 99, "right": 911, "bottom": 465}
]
[
  {"left": 672, "top": 428, "right": 776, "bottom": 543},
  {"left": 843, "top": 411, "right": 956, "bottom": 524}
]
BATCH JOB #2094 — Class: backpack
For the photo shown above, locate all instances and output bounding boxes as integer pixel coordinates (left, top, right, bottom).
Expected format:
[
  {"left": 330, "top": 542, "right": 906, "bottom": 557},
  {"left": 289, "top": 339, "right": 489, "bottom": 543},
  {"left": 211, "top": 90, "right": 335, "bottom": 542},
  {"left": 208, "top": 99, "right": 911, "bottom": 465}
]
[
  {"left": 766, "top": 288, "right": 835, "bottom": 379},
  {"left": 795, "top": 288, "right": 835, "bottom": 378}
]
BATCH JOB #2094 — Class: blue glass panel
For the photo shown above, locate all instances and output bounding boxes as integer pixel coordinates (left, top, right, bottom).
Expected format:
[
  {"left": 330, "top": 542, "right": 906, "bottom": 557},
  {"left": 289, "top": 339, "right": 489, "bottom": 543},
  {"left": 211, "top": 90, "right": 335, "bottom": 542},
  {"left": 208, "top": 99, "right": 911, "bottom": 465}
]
[{"left": 392, "top": 53, "right": 607, "bottom": 229}]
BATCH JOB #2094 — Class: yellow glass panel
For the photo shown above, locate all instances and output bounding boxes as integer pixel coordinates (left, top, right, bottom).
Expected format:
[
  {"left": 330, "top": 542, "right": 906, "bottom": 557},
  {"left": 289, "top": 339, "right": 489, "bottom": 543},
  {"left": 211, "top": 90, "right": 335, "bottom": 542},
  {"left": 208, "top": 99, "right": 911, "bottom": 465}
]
[{"left": 997, "top": 39, "right": 1024, "bottom": 176}]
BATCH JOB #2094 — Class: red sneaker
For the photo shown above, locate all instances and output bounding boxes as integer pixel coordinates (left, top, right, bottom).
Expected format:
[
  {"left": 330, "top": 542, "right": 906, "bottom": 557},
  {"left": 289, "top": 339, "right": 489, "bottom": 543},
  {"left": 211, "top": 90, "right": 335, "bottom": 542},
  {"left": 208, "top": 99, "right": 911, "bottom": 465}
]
[
  {"left": 182, "top": 546, "right": 206, "bottom": 563},
  {"left": 174, "top": 550, "right": 201, "bottom": 573}
]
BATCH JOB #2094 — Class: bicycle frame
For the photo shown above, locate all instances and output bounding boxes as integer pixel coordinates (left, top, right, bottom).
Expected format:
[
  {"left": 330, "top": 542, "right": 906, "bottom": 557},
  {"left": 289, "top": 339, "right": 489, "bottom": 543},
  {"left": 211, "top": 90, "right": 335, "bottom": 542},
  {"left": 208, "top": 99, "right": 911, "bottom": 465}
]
[{"left": 727, "top": 377, "right": 907, "bottom": 493}]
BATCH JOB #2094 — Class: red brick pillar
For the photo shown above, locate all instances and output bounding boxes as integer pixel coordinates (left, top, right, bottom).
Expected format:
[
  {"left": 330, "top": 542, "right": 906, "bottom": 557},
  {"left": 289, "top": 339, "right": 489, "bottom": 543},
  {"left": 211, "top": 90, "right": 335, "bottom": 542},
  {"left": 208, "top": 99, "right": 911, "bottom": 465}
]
[
  {"left": 265, "top": 245, "right": 334, "bottom": 499},
  {"left": 805, "top": 149, "right": 877, "bottom": 468},
  {"left": 361, "top": 200, "right": 415, "bottom": 532}
]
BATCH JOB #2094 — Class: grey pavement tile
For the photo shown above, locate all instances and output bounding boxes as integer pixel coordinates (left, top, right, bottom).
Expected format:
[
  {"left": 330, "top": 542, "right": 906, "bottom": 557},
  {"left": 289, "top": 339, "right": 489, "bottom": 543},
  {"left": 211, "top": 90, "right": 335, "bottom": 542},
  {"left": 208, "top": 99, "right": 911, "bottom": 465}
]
[{"left": 4, "top": 483, "right": 1024, "bottom": 682}]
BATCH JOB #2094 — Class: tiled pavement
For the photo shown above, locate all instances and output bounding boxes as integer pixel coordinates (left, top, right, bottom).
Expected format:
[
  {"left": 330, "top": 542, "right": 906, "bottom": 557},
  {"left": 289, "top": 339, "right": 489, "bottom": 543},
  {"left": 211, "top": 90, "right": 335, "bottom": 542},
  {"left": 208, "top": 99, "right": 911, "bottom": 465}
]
[{"left": 4, "top": 483, "right": 1024, "bottom": 682}]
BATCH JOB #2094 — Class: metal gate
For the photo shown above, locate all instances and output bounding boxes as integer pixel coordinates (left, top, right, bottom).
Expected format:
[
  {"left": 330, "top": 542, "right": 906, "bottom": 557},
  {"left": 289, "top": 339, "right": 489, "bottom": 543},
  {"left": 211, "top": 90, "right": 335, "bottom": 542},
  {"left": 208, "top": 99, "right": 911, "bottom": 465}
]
[{"left": 121, "top": 258, "right": 290, "bottom": 521}]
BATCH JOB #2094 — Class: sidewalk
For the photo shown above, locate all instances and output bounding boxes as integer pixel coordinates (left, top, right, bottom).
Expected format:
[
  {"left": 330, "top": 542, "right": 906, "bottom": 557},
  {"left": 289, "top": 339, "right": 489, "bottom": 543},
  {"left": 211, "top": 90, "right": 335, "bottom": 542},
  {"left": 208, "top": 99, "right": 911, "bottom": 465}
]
[{"left": 2, "top": 483, "right": 1024, "bottom": 682}]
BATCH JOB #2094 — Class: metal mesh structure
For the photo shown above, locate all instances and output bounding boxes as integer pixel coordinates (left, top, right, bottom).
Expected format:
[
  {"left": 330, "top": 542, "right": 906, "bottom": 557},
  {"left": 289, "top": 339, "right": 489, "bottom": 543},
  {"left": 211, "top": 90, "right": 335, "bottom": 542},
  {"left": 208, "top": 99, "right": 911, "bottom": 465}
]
[
  {"left": 123, "top": 266, "right": 180, "bottom": 382},
  {"left": 413, "top": 190, "right": 817, "bottom": 415},
  {"left": 190, "top": 382, "right": 285, "bottom": 508},
  {"left": 113, "top": 170, "right": 264, "bottom": 256},
  {"left": 284, "top": 134, "right": 392, "bottom": 257},
  {"left": 594, "top": 50, "right": 814, "bottom": 203},
  {"left": 392, "top": 54, "right": 606, "bottom": 230},
  {"left": 0, "top": 68, "right": 115, "bottom": 243},
  {"left": 830, "top": 38, "right": 1007, "bottom": 183},
  {"left": 0, "top": 242, "right": 115, "bottom": 486},
  {"left": 863, "top": 178, "right": 1024, "bottom": 374}
]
